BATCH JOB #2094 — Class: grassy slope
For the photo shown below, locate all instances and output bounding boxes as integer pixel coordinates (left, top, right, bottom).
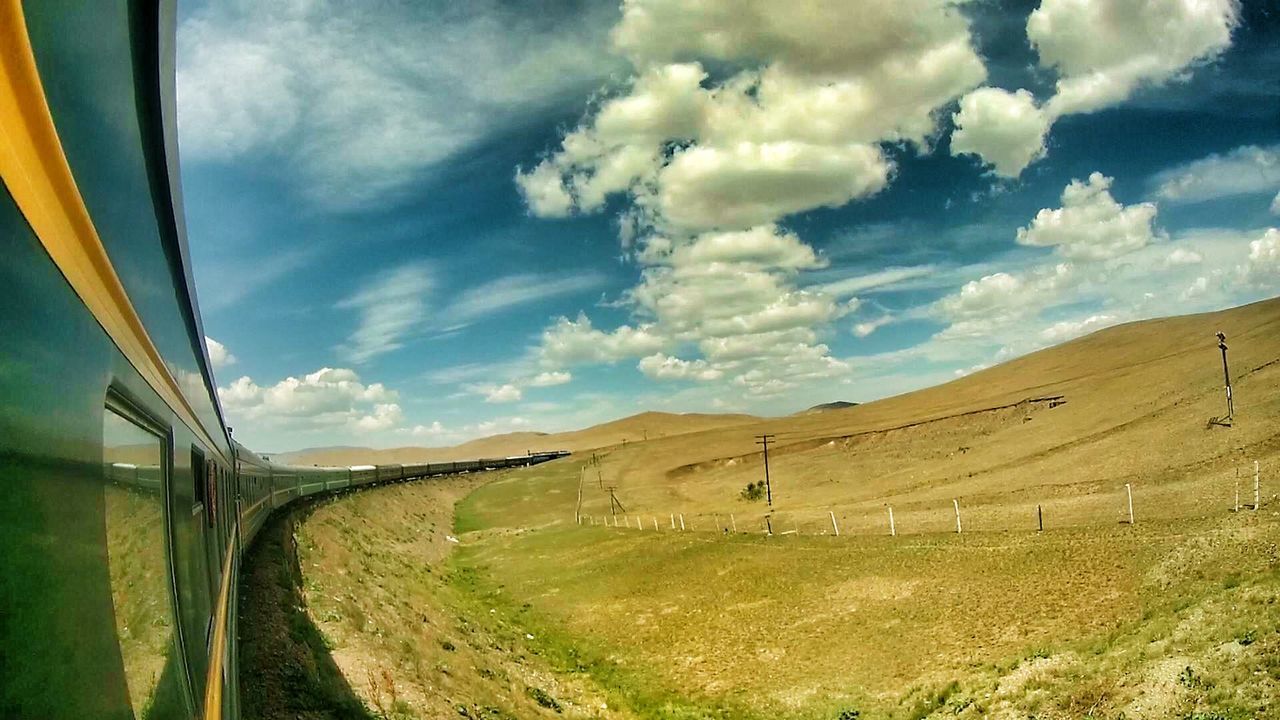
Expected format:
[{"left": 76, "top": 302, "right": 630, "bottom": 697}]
[
  {"left": 445, "top": 299, "right": 1280, "bottom": 719},
  {"left": 288, "top": 472, "right": 641, "bottom": 720}
]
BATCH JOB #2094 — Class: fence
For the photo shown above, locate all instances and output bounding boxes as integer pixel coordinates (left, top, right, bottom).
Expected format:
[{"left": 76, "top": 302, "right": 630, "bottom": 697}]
[{"left": 573, "top": 460, "right": 1269, "bottom": 539}]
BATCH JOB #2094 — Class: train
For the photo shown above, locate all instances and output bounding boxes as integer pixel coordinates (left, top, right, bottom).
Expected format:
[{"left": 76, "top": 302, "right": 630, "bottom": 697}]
[{"left": 0, "top": 4, "right": 568, "bottom": 719}]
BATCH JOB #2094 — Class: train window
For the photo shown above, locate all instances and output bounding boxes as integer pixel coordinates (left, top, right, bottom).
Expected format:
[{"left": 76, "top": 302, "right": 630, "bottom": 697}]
[
  {"left": 103, "top": 405, "right": 187, "bottom": 718},
  {"left": 206, "top": 461, "right": 217, "bottom": 528},
  {"left": 191, "top": 447, "right": 206, "bottom": 511}
]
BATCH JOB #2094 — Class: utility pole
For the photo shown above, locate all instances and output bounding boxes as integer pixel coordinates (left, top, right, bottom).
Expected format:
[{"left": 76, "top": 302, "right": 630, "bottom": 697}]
[
  {"left": 1217, "top": 331, "right": 1234, "bottom": 424},
  {"left": 755, "top": 434, "right": 775, "bottom": 506},
  {"left": 608, "top": 486, "right": 626, "bottom": 517}
]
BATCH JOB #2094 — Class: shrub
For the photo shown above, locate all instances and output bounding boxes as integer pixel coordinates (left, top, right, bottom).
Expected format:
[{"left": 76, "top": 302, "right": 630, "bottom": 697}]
[
  {"left": 525, "top": 686, "right": 562, "bottom": 713},
  {"left": 740, "top": 481, "right": 766, "bottom": 502}
]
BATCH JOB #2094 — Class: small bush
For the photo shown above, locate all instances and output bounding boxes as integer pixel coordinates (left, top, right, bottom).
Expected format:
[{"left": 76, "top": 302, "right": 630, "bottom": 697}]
[
  {"left": 525, "top": 686, "right": 562, "bottom": 713},
  {"left": 836, "top": 709, "right": 860, "bottom": 720},
  {"left": 740, "top": 481, "right": 766, "bottom": 502},
  {"left": 1177, "top": 665, "right": 1200, "bottom": 689}
]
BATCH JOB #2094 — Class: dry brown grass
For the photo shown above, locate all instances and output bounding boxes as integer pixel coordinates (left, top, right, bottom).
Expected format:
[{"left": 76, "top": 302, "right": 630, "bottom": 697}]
[
  {"left": 441, "top": 297, "right": 1280, "bottom": 718},
  {"left": 294, "top": 473, "right": 641, "bottom": 719},
  {"left": 279, "top": 412, "right": 760, "bottom": 466}
]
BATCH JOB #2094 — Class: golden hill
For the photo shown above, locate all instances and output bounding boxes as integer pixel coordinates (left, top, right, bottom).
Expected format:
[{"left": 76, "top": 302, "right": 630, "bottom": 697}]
[
  {"left": 564, "top": 295, "right": 1280, "bottom": 533},
  {"left": 277, "top": 411, "right": 760, "bottom": 466}
]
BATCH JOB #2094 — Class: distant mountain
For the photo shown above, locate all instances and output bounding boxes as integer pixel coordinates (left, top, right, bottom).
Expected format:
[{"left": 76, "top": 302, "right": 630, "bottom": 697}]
[
  {"left": 800, "top": 401, "right": 860, "bottom": 414},
  {"left": 277, "top": 410, "right": 761, "bottom": 467}
]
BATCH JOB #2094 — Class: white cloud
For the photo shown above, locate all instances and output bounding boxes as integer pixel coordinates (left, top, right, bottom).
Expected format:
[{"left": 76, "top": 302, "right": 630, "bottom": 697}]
[
  {"left": 637, "top": 354, "right": 723, "bottom": 381},
  {"left": 178, "top": 2, "right": 622, "bottom": 207},
  {"left": 469, "top": 383, "right": 523, "bottom": 404},
  {"left": 1180, "top": 276, "right": 1211, "bottom": 301},
  {"left": 1273, "top": 191, "right": 1280, "bottom": 215},
  {"left": 816, "top": 266, "right": 936, "bottom": 298},
  {"left": 337, "top": 265, "right": 431, "bottom": 364},
  {"left": 520, "top": 0, "right": 985, "bottom": 229},
  {"left": 540, "top": 313, "right": 669, "bottom": 366},
  {"left": 953, "top": 362, "right": 990, "bottom": 378},
  {"left": 954, "top": 0, "right": 1238, "bottom": 176},
  {"left": 656, "top": 142, "right": 891, "bottom": 231},
  {"left": 1039, "top": 314, "right": 1120, "bottom": 345},
  {"left": 218, "top": 367, "right": 401, "bottom": 434},
  {"left": 1151, "top": 144, "right": 1280, "bottom": 204},
  {"left": 1031, "top": 0, "right": 1238, "bottom": 117},
  {"left": 1241, "top": 228, "right": 1280, "bottom": 287},
  {"left": 444, "top": 272, "right": 607, "bottom": 326},
  {"left": 913, "top": 223, "right": 1273, "bottom": 385},
  {"left": 409, "top": 421, "right": 448, "bottom": 438},
  {"left": 196, "top": 245, "right": 322, "bottom": 313},
  {"left": 1017, "top": 173, "right": 1161, "bottom": 261},
  {"left": 514, "top": 162, "right": 576, "bottom": 218},
  {"left": 468, "top": 416, "right": 531, "bottom": 435},
  {"left": 539, "top": 225, "right": 859, "bottom": 397},
  {"left": 950, "top": 87, "right": 1049, "bottom": 177},
  {"left": 353, "top": 403, "right": 403, "bottom": 432},
  {"left": 527, "top": 371, "right": 572, "bottom": 387},
  {"left": 514, "top": 0, "right": 993, "bottom": 403},
  {"left": 1166, "top": 248, "right": 1204, "bottom": 266},
  {"left": 204, "top": 336, "right": 237, "bottom": 369},
  {"left": 853, "top": 316, "right": 894, "bottom": 338},
  {"left": 400, "top": 416, "right": 535, "bottom": 446}
]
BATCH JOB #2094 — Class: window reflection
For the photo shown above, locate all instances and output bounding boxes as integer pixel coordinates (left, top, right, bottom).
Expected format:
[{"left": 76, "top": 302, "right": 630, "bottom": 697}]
[{"left": 103, "top": 407, "right": 181, "bottom": 718}]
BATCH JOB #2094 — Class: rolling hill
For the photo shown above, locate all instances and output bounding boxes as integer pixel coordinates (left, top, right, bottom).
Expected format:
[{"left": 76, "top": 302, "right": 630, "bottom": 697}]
[{"left": 276, "top": 411, "right": 760, "bottom": 466}]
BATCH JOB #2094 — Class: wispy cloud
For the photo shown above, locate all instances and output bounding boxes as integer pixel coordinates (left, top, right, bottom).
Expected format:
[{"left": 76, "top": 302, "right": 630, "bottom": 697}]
[
  {"left": 443, "top": 272, "right": 608, "bottom": 326},
  {"left": 1149, "top": 144, "right": 1280, "bottom": 204},
  {"left": 197, "top": 244, "right": 322, "bottom": 313},
  {"left": 814, "top": 266, "right": 938, "bottom": 298},
  {"left": 336, "top": 264, "right": 432, "bottom": 364},
  {"left": 177, "top": 1, "right": 623, "bottom": 208}
]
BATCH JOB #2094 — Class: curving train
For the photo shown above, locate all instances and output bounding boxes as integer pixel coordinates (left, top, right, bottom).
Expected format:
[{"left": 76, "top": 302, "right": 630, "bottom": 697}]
[{"left": 0, "top": 4, "right": 566, "bottom": 719}]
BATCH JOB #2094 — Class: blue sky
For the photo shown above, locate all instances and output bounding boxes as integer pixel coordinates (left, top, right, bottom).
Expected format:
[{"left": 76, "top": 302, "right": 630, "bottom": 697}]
[{"left": 177, "top": 0, "right": 1280, "bottom": 452}]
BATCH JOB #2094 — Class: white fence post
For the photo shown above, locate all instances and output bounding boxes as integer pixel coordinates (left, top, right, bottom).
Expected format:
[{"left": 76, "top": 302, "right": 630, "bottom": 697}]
[
  {"left": 679, "top": 514, "right": 686, "bottom": 531},
  {"left": 731, "top": 514, "right": 737, "bottom": 532},
  {"left": 953, "top": 499, "right": 962, "bottom": 534},
  {"left": 1125, "top": 483, "right": 1134, "bottom": 524},
  {"left": 830, "top": 511, "right": 839, "bottom": 536},
  {"left": 670, "top": 514, "right": 675, "bottom": 529},
  {"left": 888, "top": 506, "right": 896, "bottom": 537},
  {"left": 653, "top": 517, "right": 659, "bottom": 531},
  {"left": 1255, "top": 460, "right": 1261, "bottom": 510}
]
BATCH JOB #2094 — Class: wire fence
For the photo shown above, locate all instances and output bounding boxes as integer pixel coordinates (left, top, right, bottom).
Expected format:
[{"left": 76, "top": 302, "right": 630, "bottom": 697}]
[{"left": 573, "top": 460, "right": 1269, "bottom": 539}]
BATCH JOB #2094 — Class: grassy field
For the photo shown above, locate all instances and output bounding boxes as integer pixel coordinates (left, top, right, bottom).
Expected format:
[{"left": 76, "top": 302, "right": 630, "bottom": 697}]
[
  {"left": 282, "top": 299, "right": 1280, "bottom": 719},
  {"left": 456, "top": 488, "right": 1280, "bottom": 718},
  {"left": 276, "top": 472, "right": 644, "bottom": 720}
]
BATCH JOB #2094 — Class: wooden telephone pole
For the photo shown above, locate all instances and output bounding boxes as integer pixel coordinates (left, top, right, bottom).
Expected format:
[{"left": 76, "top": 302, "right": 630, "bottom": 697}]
[
  {"left": 608, "top": 486, "right": 626, "bottom": 517},
  {"left": 1216, "top": 331, "right": 1234, "bottom": 425},
  {"left": 755, "top": 434, "right": 775, "bottom": 506}
]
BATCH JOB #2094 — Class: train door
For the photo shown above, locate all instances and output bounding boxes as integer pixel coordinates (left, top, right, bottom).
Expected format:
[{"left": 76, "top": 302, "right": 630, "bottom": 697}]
[{"left": 191, "top": 449, "right": 221, "bottom": 615}]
